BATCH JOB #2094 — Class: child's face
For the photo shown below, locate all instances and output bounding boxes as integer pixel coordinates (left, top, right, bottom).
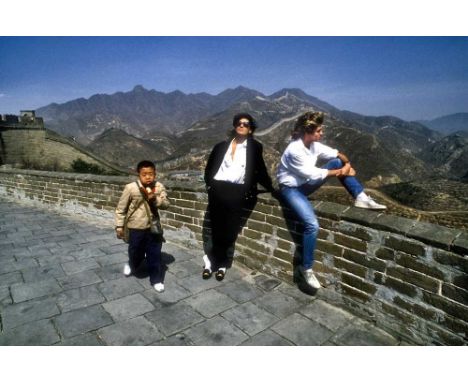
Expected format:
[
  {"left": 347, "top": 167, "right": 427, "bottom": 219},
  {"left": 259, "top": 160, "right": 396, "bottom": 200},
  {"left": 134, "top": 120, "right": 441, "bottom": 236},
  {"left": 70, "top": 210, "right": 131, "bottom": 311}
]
[{"left": 139, "top": 167, "right": 156, "bottom": 186}]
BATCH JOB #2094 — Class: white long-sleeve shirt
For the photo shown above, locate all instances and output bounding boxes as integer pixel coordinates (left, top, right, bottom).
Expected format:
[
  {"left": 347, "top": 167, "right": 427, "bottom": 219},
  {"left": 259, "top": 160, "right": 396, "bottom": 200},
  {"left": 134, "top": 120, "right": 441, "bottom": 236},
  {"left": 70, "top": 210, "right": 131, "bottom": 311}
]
[
  {"left": 213, "top": 139, "right": 248, "bottom": 184},
  {"left": 277, "top": 139, "right": 338, "bottom": 187}
]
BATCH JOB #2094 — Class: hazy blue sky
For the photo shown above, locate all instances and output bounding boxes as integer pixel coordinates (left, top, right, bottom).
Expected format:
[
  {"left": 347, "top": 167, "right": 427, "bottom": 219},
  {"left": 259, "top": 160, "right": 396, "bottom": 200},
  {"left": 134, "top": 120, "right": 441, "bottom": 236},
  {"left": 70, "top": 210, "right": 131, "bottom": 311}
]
[{"left": 1, "top": 36, "right": 467, "bottom": 121}]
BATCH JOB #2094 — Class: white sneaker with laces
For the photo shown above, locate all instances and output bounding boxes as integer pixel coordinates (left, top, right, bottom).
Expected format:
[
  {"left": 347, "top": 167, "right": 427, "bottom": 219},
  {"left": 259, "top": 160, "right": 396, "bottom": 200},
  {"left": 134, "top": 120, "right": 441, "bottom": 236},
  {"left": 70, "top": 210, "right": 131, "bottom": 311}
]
[
  {"left": 354, "top": 198, "right": 387, "bottom": 210},
  {"left": 154, "top": 283, "right": 165, "bottom": 293},
  {"left": 299, "top": 266, "right": 321, "bottom": 289},
  {"left": 123, "top": 263, "right": 132, "bottom": 276}
]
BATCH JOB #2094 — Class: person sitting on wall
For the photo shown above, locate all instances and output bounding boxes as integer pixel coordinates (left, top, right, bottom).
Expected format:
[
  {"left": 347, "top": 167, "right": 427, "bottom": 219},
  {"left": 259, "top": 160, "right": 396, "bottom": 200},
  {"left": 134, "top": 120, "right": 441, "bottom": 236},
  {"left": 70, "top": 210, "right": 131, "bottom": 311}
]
[{"left": 277, "top": 111, "right": 386, "bottom": 290}]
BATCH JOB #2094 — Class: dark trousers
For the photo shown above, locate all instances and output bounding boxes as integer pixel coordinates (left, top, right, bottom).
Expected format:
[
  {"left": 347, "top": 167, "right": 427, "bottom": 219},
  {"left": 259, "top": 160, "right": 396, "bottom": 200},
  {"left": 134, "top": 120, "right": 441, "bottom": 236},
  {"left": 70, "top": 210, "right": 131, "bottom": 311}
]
[
  {"left": 208, "top": 180, "right": 250, "bottom": 269},
  {"left": 128, "top": 228, "right": 163, "bottom": 285}
]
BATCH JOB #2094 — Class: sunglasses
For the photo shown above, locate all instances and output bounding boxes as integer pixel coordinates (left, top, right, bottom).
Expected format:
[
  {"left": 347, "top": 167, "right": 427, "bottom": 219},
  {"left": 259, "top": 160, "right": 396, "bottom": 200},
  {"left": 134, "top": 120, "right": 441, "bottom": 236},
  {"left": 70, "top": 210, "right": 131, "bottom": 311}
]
[{"left": 236, "top": 121, "right": 251, "bottom": 128}]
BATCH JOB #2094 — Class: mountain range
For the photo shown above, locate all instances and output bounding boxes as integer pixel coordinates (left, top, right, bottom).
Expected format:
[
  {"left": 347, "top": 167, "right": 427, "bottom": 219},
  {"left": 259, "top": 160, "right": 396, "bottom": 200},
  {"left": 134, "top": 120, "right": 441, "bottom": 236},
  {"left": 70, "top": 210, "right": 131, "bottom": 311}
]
[
  {"left": 36, "top": 85, "right": 467, "bottom": 212},
  {"left": 418, "top": 113, "right": 468, "bottom": 136}
]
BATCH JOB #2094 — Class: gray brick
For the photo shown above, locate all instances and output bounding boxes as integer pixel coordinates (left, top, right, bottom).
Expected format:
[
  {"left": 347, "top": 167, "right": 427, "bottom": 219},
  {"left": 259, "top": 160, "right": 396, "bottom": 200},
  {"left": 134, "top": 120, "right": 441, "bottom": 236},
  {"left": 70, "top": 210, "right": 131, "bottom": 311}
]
[
  {"left": 94, "top": 253, "right": 127, "bottom": 267},
  {"left": 54, "top": 305, "right": 114, "bottom": 338},
  {"left": 216, "top": 279, "right": 264, "bottom": 303},
  {"left": 37, "top": 253, "right": 75, "bottom": 267},
  {"left": 221, "top": 301, "right": 279, "bottom": 336},
  {"left": 240, "top": 329, "right": 294, "bottom": 346},
  {"left": 98, "top": 277, "right": 144, "bottom": 301},
  {"left": 0, "top": 257, "right": 37, "bottom": 274},
  {"left": 176, "top": 273, "right": 221, "bottom": 294},
  {"left": 57, "top": 270, "right": 103, "bottom": 290},
  {"left": 331, "top": 322, "right": 399, "bottom": 345},
  {"left": 56, "top": 284, "right": 106, "bottom": 312},
  {"left": 154, "top": 333, "right": 195, "bottom": 346},
  {"left": 407, "top": 221, "right": 459, "bottom": 250},
  {"left": 186, "top": 289, "right": 238, "bottom": 318},
  {"left": 98, "top": 316, "right": 163, "bottom": 345},
  {"left": 183, "top": 316, "right": 249, "bottom": 346},
  {"left": 0, "top": 271, "right": 23, "bottom": 287},
  {"left": 56, "top": 333, "right": 103, "bottom": 346},
  {"left": 299, "top": 300, "right": 355, "bottom": 331},
  {"left": 0, "top": 319, "right": 60, "bottom": 346},
  {"left": 253, "top": 290, "right": 303, "bottom": 318},
  {"left": 102, "top": 293, "right": 155, "bottom": 321},
  {"left": 0, "top": 286, "right": 12, "bottom": 307},
  {"left": 168, "top": 259, "right": 201, "bottom": 279},
  {"left": 61, "top": 258, "right": 100, "bottom": 275},
  {"left": 145, "top": 302, "right": 204, "bottom": 336},
  {"left": 271, "top": 313, "right": 333, "bottom": 345},
  {"left": 11, "top": 279, "right": 62, "bottom": 303},
  {"left": 254, "top": 274, "right": 282, "bottom": 291},
  {"left": 21, "top": 264, "right": 66, "bottom": 283},
  {"left": 1, "top": 296, "right": 60, "bottom": 329}
]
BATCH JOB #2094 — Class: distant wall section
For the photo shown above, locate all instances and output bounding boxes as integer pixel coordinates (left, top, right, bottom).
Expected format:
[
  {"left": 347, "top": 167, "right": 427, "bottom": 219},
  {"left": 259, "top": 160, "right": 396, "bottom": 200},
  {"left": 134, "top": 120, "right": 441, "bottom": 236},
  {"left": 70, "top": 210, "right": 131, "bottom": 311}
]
[{"left": 0, "top": 126, "right": 125, "bottom": 174}]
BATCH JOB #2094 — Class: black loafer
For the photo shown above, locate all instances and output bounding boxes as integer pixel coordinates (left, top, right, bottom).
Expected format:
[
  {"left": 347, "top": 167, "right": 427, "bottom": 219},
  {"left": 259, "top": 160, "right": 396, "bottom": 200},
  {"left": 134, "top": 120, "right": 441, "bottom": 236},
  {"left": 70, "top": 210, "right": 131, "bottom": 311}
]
[
  {"left": 215, "top": 269, "right": 225, "bottom": 281},
  {"left": 202, "top": 268, "right": 212, "bottom": 279}
]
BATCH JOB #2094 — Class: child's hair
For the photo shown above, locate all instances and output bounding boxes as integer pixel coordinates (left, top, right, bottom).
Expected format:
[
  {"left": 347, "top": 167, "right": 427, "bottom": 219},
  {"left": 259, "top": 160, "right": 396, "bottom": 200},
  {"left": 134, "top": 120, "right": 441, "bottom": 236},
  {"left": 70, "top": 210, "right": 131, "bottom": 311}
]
[
  {"left": 136, "top": 160, "right": 156, "bottom": 172},
  {"left": 291, "top": 111, "right": 325, "bottom": 139}
]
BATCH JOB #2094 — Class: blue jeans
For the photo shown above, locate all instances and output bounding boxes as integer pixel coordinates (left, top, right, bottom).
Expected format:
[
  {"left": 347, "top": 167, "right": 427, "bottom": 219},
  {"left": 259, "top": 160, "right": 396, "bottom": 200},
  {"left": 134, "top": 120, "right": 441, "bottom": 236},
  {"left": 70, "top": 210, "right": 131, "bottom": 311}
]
[
  {"left": 280, "top": 159, "right": 364, "bottom": 269},
  {"left": 128, "top": 229, "right": 163, "bottom": 285}
]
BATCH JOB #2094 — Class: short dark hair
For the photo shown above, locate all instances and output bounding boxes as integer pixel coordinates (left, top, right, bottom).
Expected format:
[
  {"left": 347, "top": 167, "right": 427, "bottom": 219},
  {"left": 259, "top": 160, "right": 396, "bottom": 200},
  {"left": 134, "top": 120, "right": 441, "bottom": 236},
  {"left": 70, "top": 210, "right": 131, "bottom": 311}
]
[
  {"left": 136, "top": 160, "right": 155, "bottom": 172},
  {"left": 229, "top": 113, "right": 257, "bottom": 138}
]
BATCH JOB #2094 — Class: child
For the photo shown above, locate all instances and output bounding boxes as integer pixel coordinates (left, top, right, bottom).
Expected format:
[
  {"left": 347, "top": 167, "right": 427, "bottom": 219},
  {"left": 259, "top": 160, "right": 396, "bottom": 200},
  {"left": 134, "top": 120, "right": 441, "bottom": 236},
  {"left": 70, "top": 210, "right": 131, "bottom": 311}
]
[{"left": 115, "top": 160, "right": 170, "bottom": 292}]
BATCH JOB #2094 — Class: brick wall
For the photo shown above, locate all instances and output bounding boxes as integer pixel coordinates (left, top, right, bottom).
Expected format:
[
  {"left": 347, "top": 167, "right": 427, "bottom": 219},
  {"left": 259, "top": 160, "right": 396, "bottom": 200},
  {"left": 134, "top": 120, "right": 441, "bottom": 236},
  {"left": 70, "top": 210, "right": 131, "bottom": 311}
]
[{"left": 0, "top": 168, "right": 467, "bottom": 345}]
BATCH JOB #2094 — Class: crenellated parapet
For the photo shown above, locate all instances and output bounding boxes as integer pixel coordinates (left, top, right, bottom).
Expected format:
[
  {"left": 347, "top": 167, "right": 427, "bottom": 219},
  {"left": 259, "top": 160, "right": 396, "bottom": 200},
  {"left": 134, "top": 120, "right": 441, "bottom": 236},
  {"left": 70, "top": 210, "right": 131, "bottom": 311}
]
[{"left": 0, "top": 168, "right": 466, "bottom": 345}]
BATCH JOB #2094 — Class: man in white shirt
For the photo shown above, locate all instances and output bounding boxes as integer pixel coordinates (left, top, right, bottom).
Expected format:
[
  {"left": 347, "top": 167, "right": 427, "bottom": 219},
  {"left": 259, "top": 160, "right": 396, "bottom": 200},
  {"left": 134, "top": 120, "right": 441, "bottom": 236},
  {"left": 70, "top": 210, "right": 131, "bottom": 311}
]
[{"left": 277, "top": 111, "right": 386, "bottom": 289}]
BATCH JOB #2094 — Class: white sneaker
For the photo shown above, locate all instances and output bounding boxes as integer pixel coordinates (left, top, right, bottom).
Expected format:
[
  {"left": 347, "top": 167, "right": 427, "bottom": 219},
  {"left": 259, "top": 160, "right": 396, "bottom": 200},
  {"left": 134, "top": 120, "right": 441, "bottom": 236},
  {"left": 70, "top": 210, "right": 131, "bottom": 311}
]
[
  {"left": 123, "top": 263, "right": 132, "bottom": 276},
  {"left": 354, "top": 198, "right": 387, "bottom": 210},
  {"left": 154, "top": 283, "right": 165, "bottom": 293},
  {"left": 299, "top": 266, "right": 321, "bottom": 289}
]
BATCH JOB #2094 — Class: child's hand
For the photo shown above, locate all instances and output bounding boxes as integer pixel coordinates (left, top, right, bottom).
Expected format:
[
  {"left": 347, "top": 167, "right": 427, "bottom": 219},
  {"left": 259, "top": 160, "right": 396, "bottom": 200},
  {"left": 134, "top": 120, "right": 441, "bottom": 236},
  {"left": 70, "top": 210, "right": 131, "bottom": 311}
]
[{"left": 116, "top": 227, "right": 124, "bottom": 239}]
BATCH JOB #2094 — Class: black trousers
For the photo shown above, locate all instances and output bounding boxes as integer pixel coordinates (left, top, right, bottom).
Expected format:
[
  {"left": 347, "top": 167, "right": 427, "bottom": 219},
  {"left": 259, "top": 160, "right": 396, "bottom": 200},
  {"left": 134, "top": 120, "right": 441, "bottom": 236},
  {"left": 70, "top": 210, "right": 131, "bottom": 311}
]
[
  {"left": 207, "top": 180, "right": 251, "bottom": 269},
  {"left": 128, "top": 228, "right": 163, "bottom": 285}
]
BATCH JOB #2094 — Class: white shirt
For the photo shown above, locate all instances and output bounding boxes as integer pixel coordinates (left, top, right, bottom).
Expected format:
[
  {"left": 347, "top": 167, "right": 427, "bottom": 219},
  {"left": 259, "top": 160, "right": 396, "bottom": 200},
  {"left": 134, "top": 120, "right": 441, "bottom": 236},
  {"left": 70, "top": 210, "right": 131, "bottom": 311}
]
[
  {"left": 214, "top": 139, "right": 248, "bottom": 184},
  {"left": 277, "top": 139, "right": 338, "bottom": 187}
]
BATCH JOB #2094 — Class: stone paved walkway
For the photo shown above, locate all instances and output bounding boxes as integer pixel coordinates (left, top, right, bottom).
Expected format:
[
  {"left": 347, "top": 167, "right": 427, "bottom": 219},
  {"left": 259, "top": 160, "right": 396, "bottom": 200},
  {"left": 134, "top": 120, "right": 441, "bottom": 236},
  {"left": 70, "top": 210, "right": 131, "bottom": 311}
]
[{"left": 0, "top": 197, "right": 404, "bottom": 346}]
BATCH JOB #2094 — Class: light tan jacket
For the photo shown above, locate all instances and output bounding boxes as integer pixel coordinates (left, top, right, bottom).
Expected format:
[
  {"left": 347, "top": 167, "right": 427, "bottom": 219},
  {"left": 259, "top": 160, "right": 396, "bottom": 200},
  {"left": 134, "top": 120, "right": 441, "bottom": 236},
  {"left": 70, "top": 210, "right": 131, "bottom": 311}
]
[{"left": 114, "top": 180, "right": 170, "bottom": 229}]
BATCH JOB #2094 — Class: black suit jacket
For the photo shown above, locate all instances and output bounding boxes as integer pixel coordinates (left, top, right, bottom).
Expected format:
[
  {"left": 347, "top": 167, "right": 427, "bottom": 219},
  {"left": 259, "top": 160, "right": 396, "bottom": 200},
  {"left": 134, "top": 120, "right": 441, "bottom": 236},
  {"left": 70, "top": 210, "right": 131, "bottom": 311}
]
[{"left": 204, "top": 137, "right": 274, "bottom": 196}]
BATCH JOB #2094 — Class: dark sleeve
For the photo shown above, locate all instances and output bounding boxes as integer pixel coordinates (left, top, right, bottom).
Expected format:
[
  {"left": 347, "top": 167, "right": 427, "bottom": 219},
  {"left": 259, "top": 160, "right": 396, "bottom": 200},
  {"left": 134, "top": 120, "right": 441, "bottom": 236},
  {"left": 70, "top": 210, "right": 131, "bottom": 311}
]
[
  {"left": 204, "top": 143, "right": 220, "bottom": 186},
  {"left": 254, "top": 141, "right": 274, "bottom": 192}
]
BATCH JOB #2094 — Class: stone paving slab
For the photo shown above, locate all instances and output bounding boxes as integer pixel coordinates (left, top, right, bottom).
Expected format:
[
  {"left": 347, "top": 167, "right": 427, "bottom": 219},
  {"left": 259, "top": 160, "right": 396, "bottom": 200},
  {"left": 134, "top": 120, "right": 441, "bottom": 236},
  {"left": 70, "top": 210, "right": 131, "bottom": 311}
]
[
  {"left": 221, "top": 301, "right": 280, "bottom": 336},
  {"left": 0, "top": 197, "right": 406, "bottom": 346},
  {"left": 330, "top": 321, "right": 400, "bottom": 346},
  {"left": 54, "top": 305, "right": 114, "bottom": 338},
  {"left": 240, "top": 329, "right": 294, "bottom": 346},
  {"left": 145, "top": 301, "right": 205, "bottom": 336},
  {"left": 186, "top": 289, "right": 238, "bottom": 318},
  {"left": 97, "top": 316, "right": 164, "bottom": 345},
  {"left": 102, "top": 293, "right": 155, "bottom": 321},
  {"left": 56, "top": 284, "right": 106, "bottom": 313},
  {"left": 183, "top": 316, "right": 250, "bottom": 346},
  {"left": 271, "top": 313, "right": 334, "bottom": 345},
  {"left": 0, "top": 319, "right": 60, "bottom": 346},
  {"left": 10, "top": 279, "right": 62, "bottom": 303},
  {"left": 57, "top": 269, "right": 103, "bottom": 290},
  {"left": 1, "top": 296, "right": 60, "bottom": 330},
  {"left": 216, "top": 278, "right": 265, "bottom": 303}
]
